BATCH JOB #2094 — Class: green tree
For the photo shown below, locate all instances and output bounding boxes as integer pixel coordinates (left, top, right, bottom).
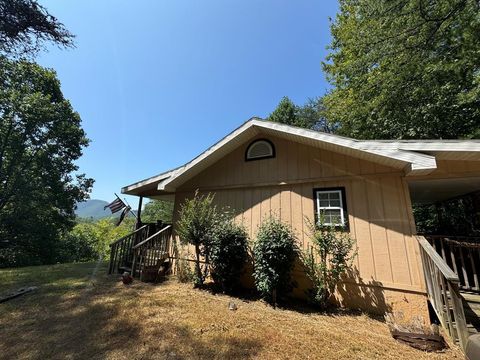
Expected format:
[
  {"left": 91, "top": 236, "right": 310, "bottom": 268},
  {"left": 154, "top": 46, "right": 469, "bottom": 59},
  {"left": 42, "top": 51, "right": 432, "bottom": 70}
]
[
  {"left": 268, "top": 96, "right": 334, "bottom": 132},
  {"left": 0, "top": 58, "right": 93, "bottom": 267},
  {"left": 296, "top": 97, "right": 334, "bottom": 133},
  {"left": 0, "top": 0, "right": 74, "bottom": 57},
  {"left": 176, "top": 191, "right": 218, "bottom": 287},
  {"left": 267, "top": 96, "right": 298, "bottom": 126},
  {"left": 142, "top": 200, "right": 174, "bottom": 224},
  {"left": 301, "top": 219, "right": 356, "bottom": 308},
  {"left": 323, "top": 0, "right": 480, "bottom": 139},
  {"left": 54, "top": 217, "right": 135, "bottom": 264}
]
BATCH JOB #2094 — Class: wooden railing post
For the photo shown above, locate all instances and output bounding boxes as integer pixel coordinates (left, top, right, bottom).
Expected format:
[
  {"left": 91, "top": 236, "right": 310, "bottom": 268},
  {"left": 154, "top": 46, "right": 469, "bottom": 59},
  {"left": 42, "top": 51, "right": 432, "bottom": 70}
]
[
  {"left": 425, "top": 235, "right": 480, "bottom": 292},
  {"left": 449, "top": 281, "right": 469, "bottom": 350},
  {"left": 416, "top": 235, "right": 469, "bottom": 351},
  {"left": 108, "top": 243, "right": 115, "bottom": 274}
]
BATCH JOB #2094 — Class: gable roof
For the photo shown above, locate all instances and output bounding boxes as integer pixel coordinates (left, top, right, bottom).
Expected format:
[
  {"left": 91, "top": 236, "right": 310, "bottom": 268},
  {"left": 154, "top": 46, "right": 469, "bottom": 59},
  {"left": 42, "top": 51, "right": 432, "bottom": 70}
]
[{"left": 122, "top": 118, "right": 480, "bottom": 196}]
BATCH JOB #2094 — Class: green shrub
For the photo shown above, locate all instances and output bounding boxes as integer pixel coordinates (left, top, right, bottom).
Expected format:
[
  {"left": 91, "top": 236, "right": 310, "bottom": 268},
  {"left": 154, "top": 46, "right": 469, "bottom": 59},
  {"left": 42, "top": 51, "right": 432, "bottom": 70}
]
[
  {"left": 176, "top": 191, "right": 218, "bottom": 287},
  {"left": 0, "top": 247, "right": 42, "bottom": 268},
  {"left": 210, "top": 216, "right": 248, "bottom": 293},
  {"left": 57, "top": 230, "right": 98, "bottom": 263},
  {"left": 253, "top": 216, "right": 297, "bottom": 305},
  {"left": 301, "top": 219, "right": 356, "bottom": 308}
]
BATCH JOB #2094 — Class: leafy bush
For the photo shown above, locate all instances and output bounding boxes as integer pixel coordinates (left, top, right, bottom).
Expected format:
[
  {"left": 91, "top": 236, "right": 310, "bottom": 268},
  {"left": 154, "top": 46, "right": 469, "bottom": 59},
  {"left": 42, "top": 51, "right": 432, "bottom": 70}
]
[
  {"left": 210, "top": 216, "right": 248, "bottom": 293},
  {"left": 0, "top": 215, "right": 135, "bottom": 268},
  {"left": 57, "top": 229, "right": 98, "bottom": 263},
  {"left": 68, "top": 218, "right": 134, "bottom": 259},
  {"left": 301, "top": 219, "right": 356, "bottom": 308},
  {"left": 253, "top": 217, "right": 297, "bottom": 304},
  {"left": 176, "top": 191, "right": 218, "bottom": 287},
  {"left": 0, "top": 246, "right": 42, "bottom": 268}
]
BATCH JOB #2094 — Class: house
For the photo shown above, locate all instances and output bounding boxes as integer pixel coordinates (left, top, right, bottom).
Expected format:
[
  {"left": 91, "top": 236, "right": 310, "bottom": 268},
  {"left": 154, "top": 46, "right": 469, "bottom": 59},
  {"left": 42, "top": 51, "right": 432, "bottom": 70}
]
[{"left": 118, "top": 118, "right": 480, "bottom": 346}]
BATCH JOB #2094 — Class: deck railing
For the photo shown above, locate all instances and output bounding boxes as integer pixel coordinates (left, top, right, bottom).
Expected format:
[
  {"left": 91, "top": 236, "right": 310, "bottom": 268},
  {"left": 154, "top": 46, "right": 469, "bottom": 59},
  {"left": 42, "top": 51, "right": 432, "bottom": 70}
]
[
  {"left": 108, "top": 224, "right": 149, "bottom": 274},
  {"left": 425, "top": 235, "right": 480, "bottom": 293},
  {"left": 417, "top": 235, "right": 469, "bottom": 349},
  {"left": 132, "top": 224, "right": 172, "bottom": 280}
]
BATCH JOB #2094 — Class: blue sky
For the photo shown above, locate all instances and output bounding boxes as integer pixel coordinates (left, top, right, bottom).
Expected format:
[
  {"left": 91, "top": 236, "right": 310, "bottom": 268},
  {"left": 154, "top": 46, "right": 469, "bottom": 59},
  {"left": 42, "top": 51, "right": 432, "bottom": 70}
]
[{"left": 38, "top": 0, "right": 338, "bottom": 204}]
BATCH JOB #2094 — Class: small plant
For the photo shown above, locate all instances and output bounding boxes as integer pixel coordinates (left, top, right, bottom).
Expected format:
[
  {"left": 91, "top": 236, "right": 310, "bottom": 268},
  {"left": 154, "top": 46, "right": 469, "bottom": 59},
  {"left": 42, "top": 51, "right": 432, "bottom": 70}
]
[
  {"left": 301, "top": 218, "right": 357, "bottom": 308},
  {"left": 176, "top": 190, "right": 218, "bottom": 287},
  {"left": 253, "top": 216, "right": 297, "bottom": 305},
  {"left": 210, "top": 215, "right": 248, "bottom": 293},
  {"left": 176, "top": 257, "right": 194, "bottom": 283}
]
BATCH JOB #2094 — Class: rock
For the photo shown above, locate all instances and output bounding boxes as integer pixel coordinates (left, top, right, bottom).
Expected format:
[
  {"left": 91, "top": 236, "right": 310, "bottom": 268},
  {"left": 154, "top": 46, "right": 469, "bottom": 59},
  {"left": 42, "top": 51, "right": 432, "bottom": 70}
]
[{"left": 229, "top": 301, "right": 237, "bottom": 311}]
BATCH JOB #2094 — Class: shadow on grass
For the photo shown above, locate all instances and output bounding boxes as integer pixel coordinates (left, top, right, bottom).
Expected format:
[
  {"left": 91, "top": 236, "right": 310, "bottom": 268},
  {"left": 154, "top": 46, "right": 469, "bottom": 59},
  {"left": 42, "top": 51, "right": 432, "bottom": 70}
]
[
  {"left": 184, "top": 277, "right": 387, "bottom": 323},
  {"left": 0, "top": 267, "right": 263, "bottom": 359},
  {"left": 196, "top": 281, "right": 261, "bottom": 302}
]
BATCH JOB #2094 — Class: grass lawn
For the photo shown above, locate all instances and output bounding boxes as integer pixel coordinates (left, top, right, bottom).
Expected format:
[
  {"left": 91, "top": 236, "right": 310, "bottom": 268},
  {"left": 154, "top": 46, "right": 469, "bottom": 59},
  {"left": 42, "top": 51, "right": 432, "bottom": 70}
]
[{"left": 0, "top": 262, "right": 463, "bottom": 360}]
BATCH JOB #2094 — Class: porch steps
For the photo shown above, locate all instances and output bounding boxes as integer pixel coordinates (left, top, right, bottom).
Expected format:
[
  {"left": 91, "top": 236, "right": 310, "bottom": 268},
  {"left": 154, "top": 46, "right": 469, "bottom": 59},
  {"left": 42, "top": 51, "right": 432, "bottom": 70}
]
[
  {"left": 109, "top": 224, "right": 173, "bottom": 282},
  {"left": 461, "top": 291, "right": 480, "bottom": 335}
]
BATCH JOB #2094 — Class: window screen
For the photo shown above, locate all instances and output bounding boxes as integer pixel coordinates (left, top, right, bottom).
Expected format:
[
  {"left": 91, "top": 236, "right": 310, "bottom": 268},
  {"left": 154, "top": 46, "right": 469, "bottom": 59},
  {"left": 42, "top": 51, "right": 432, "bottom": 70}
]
[{"left": 315, "top": 189, "right": 346, "bottom": 226}]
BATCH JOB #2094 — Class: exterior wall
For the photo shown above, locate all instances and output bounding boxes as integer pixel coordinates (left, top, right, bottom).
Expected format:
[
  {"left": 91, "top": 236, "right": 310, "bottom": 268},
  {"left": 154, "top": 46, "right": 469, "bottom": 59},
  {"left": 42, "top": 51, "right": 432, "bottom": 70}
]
[{"left": 172, "top": 135, "right": 428, "bottom": 320}]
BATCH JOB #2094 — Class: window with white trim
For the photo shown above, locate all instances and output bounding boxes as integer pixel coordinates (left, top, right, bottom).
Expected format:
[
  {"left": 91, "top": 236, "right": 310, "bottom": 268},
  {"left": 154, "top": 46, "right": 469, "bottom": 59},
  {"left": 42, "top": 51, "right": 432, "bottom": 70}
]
[{"left": 315, "top": 189, "right": 346, "bottom": 226}]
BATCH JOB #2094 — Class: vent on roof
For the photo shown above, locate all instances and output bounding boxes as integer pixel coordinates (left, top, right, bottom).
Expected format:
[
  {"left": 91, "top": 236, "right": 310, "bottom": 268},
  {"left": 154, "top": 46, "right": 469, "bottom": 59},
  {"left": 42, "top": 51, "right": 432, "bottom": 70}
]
[{"left": 246, "top": 139, "right": 275, "bottom": 161}]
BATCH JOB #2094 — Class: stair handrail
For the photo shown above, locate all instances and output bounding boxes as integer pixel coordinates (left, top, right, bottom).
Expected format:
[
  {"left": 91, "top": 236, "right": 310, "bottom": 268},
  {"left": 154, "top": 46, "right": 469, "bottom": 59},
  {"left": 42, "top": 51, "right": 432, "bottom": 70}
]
[
  {"left": 416, "top": 235, "right": 468, "bottom": 351},
  {"left": 109, "top": 224, "right": 148, "bottom": 247},
  {"left": 131, "top": 224, "right": 173, "bottom": 280},
  {"left": 108, "top": 224, "right": 149, "bottom": 275},
  {"left": 133, "top": 225, "right": 172, "bottom": 249},
  {"left": 417, "top": 235, "right": 459, "bottom": 282}
]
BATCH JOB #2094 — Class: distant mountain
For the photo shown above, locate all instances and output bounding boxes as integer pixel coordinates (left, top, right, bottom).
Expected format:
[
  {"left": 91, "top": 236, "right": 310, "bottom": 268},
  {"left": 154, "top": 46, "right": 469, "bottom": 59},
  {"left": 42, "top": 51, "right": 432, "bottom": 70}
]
[{"left": 75, "top": 199, "right": 112, "bottom": 219}]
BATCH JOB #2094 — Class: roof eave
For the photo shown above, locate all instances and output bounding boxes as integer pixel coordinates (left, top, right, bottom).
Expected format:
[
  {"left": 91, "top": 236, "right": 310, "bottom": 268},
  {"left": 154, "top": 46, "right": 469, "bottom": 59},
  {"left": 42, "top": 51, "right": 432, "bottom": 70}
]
[{"left": 157, "top": 119, "right": 438, "bottom": 190}]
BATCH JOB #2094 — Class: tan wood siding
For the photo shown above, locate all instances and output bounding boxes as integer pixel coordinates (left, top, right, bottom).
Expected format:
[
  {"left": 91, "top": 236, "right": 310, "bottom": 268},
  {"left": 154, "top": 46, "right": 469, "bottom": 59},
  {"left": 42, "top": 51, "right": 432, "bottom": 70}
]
[
  {"left": 174, "top": 135, "right": 426, "bottom": 295},
  {"left": 180, "top": 135, "right": 403, "bottom": 190}
]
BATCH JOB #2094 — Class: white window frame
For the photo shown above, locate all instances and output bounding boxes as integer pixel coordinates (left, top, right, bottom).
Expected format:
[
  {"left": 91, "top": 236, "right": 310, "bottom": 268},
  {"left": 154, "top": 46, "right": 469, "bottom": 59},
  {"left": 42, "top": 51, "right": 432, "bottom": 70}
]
[{"left": 315, "top": 189, "right": 345, "bottom": 226}]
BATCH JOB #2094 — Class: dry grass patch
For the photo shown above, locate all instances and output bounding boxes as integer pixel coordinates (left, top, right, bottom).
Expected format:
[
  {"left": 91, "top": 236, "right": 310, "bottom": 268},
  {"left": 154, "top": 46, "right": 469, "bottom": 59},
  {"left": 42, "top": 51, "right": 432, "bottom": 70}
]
[{"left": 0, "top": 262, "right": 463, "bottom": 359}]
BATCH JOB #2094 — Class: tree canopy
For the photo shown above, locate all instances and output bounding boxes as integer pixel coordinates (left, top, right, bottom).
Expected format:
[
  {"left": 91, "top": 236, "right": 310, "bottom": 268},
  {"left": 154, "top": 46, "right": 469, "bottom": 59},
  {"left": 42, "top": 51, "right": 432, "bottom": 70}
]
[
  {"left": 141, "top": 200, "right": 174, "bottom": 224},
  {"left": 322, "top": 0, "right": 480, "bottom": 139},
  {"left": 0, "top": 57, "right": 92, "bottom": 267},
  {"left": 0, "top": 0, "right": 74, "bottom": 57},
  {"left": 267, "top": 96, "right": 297, "bottom": 125},
  {"left": 267, "top": 96, "right": 333, "bottom": 132},
  {"left": 0, "top": 1, "right": 92, "bottom": 267}
]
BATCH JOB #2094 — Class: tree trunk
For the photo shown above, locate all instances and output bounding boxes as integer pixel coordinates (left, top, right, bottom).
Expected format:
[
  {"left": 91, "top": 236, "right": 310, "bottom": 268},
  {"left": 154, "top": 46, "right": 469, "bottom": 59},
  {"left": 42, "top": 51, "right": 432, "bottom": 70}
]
[{"left": 194, "top": 243, "right": 202, "bottom": 287}]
